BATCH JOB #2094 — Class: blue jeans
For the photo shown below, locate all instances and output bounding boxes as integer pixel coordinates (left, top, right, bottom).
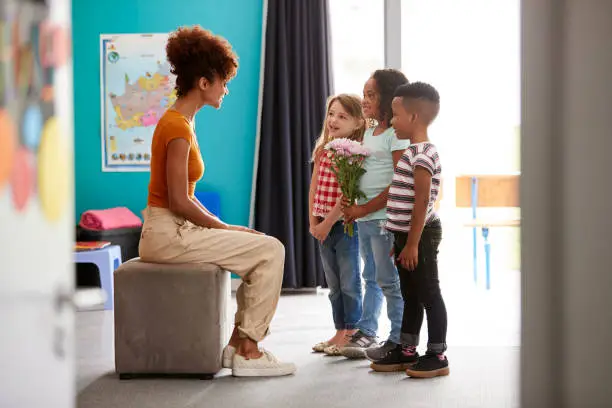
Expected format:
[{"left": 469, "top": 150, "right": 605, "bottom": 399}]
[
  {"left": 319, "top": 221, "right": 363, "bottom": 330},
  {"left": 355, "top": 219, "right": 403, "bottom": 343}
]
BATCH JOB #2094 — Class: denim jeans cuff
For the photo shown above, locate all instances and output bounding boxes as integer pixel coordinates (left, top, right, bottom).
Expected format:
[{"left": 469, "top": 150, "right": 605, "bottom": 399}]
[
  {"left": 400, "top": 332, "right": 419, "bottom": 346},
  {"left": 344, "top": 323, "right": 357, "bottom": 330},
  {"left": 355, "top": 325, "right": 376, "bottom": 338},
  {"left": 426, "top": 342, "right": 447, "bottom": 354},
  {"left": 388, "top": 334, "right": 401, "bottom": 344}
]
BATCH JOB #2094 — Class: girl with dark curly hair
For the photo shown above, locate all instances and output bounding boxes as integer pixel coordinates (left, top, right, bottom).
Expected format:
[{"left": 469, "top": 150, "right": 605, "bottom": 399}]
[
  {"left": 138, "top": 25, "right": 295, "bottom": 377},
  {"left": 339, "top": 69, "right": 411, "bottom": 362}
]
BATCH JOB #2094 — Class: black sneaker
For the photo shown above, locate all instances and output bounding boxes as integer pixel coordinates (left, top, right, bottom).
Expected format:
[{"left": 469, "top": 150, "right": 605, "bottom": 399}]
[
  {"left": 370, "top": 344, "right": 419, "bottom": 372},
  {"left": 364, "top": 340, "right": 399, "bottom": 362},
  {"left": 405, "top": 353, "right": 450, "bottom": 378},
  {"left": 340, "top": 330, "right": 377, "bottom": 359}
]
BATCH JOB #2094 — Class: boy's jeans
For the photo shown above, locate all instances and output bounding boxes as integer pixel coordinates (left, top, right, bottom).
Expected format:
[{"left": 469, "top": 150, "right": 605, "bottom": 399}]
[
  {"left": 394, "top": 219, "right": 447, "bottom": 354},
  {"left": 355, "top": 219, "right": 403, "bottom": 343},
  {"left": 319, "top": 221, "right": 363, "bottom": 329}
]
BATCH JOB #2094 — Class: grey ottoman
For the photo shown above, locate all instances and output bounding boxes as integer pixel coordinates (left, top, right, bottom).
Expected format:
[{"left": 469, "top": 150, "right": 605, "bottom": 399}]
[{"left": 114, "top": 258, "right": 231, "bottom": 380}]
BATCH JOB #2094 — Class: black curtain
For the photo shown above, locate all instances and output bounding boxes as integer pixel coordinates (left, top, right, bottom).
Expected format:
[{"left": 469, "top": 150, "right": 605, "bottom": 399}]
[{"left": 254, "top": 0, "right": 333, "bottom": 288}]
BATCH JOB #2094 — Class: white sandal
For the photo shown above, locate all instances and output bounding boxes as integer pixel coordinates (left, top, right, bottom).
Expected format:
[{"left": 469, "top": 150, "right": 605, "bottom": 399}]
[
  {"left": 312, "top": 341, "right": 331, "bottom": 352},
  {"left": 323, "top": 344, "right": 343, "bottom": 356}
]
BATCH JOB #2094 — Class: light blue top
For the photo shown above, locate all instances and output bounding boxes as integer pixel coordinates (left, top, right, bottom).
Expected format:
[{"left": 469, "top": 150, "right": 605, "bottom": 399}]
[{"left": 357, "top": 127, "right": 411, "bottom": 222}]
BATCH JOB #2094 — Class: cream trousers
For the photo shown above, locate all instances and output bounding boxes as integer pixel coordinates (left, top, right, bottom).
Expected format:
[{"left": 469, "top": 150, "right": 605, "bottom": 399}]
[{"left": 139, "top": 206, "right": 285, "bottom": 342}]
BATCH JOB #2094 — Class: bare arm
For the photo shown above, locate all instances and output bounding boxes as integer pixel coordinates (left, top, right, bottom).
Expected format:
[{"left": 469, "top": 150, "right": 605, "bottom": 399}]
[
  {"left": 344, "top": 150, "right": 404, "bottom": 221},
  {"left": 309, "top": 154, "right": 321, "bottom": 227},
  {"left": 406, "top": 167, "right": 432, "bottom": 248},
  {"left": 311, "top": 196, "right": 344, "bottom": 242},
  {"left": 309, "top": 151, "right": 344, "bottom": 241},
  {"left": 166, "top": 138, "right": 228, "bottom": 229},
  {"left": 361, "top": 150, "right": 405, "bottom": 214},
  {"left": 320, "top": 198, "right": 343, "bottom": 227}
]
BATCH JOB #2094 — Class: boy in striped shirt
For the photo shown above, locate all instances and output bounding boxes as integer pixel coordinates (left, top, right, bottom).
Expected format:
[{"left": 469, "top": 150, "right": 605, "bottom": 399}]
[{"left": 368, "top": 82, "right": 449, "bottom": 378}]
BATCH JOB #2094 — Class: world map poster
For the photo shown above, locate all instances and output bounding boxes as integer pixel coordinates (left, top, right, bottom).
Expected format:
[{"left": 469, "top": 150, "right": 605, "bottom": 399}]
[{"left": 100, "top": 33, "right": 177, "bottom": 171}]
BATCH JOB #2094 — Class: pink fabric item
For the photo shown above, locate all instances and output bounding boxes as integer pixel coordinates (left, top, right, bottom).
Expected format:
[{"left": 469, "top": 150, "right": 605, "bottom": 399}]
[{"left": 79, "top": 207, "right": 142, "bottom": 231}]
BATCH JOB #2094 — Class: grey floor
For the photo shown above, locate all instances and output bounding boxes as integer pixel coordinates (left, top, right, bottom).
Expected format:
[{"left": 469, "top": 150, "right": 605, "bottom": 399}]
[{"left": 76, "top": 268, "right": 521, "bottom": 408}]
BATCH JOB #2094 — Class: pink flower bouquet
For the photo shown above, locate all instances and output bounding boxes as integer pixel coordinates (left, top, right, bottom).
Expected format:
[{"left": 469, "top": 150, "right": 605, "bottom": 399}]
[{"left": 324, "top": 138, "right": 371, "bottom": 236}]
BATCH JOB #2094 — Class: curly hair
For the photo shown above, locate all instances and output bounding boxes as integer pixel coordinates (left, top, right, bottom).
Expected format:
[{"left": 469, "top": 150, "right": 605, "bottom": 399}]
[
  {"left": 371, "top": 69, "right": 409, "bottom": 124},
  {"left": 166, "top": 25, "right": 238, "bottom": 97}
]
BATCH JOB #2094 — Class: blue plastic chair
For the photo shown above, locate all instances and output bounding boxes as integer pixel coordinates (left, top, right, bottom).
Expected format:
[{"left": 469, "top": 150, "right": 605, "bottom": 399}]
[{"left": 75, "top": 245, "right": 122, "bottom": 310}]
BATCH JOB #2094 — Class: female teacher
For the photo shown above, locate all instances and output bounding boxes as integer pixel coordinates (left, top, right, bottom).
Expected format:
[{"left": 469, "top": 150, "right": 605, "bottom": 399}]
[{"left": 139, "top": 25, "right": 295, "bottom": 378}]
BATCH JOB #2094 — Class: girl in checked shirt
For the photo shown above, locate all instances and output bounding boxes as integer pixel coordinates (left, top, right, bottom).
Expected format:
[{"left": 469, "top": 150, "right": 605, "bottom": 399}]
[{"left": 309, "top": 94, "right": 366, "bottom": 356}]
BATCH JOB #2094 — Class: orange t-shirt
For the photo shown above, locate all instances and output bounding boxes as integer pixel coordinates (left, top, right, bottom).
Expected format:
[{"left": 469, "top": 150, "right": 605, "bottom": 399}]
[{"left": 147, "top": 109, "right": 204, "bottom": 208}]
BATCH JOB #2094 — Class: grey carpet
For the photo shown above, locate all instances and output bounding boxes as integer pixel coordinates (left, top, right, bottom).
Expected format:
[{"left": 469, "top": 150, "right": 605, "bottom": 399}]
[{"left": 77, "top": 289, "right": 520, "bottom": 408}]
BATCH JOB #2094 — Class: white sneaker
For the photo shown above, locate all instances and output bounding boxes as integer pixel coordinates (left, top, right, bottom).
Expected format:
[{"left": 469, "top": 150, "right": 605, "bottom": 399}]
[
  {"left": 232, "top": 349, "right": 296, "bottom": 377},
  {"left": 222, "top": 345, "right": 235, "bottom": 368}
]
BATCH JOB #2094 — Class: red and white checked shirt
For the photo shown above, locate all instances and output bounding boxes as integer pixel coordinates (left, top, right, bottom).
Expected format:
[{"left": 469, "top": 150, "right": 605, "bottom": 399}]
[{"left": 312, "top": 151, "right": 342, "bottom": 217}]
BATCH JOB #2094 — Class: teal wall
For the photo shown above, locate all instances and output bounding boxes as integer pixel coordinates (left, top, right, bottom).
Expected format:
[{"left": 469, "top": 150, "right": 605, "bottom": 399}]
[{"left": 72, "top": 0, "right": 263, "bottom": 225}]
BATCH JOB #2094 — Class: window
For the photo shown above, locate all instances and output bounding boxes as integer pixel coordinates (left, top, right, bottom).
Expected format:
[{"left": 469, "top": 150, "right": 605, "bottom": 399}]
[
  {"left": 400, "top": 0, "right": 521, "bottom": 175},
  {"left": 329, "top": 0, "right": 385, "bottom": 96}
]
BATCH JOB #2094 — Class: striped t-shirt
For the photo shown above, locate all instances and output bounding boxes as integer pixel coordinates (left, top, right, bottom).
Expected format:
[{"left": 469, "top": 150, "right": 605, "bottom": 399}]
[{"left": 385, "top": 142, "right": 442, "bottom": 232}]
